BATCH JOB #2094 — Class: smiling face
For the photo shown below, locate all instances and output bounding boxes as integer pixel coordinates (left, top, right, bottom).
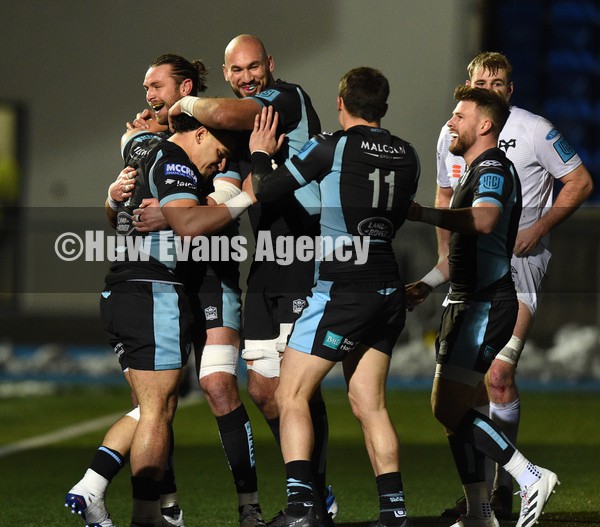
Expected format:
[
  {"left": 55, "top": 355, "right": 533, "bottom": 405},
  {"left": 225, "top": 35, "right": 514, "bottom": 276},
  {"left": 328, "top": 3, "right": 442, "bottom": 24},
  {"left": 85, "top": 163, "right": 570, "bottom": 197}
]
[
  {"left": 447, "top": 100, "right": 480, "bottom": 158},
  {"left": 222, "top": 36, "right": 274, "bottom": 98},
  {"left": 143, "top": 64, "right": 187, "bottom": 125}
]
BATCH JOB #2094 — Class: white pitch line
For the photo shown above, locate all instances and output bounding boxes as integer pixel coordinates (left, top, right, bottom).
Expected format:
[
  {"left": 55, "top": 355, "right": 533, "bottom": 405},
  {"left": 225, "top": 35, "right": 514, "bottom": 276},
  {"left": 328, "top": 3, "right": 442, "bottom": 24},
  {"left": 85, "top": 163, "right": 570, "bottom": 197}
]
[{"left": 0, "top": 395, "right": 202, "bottom": 458}]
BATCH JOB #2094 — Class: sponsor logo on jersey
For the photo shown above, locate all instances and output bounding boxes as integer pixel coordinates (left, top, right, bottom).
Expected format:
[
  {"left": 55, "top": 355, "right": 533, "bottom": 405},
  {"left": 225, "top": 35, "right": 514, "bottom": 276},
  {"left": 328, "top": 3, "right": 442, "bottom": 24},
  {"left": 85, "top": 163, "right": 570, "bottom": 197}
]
[
  {"left": 165, "top": 178, "right": 176, "bottom": 185},
  {"left": 358, "top": 217, "right": 393, "bottom": 239},
  {"left": 545, "top": 129, "right": 559, "bottom": 140},
  {"left": 498, "top": 138, "right": 516, "bottom": 152},
  {"left": 164, "top": 163, "right": 198, "bottom": 184},
  {"left": 553, "top": 136, "right": 576, "bottom": 163},
  {"left": 292, "top": 299, "right": 306, "bottom": 314},
  {"left": 204, "top": 306, "right": 218, "bottom": 321},
  {"left": 361, "top": 141, "right": 406, "bottom": 155},
  {"left": 451, "top": 164, "right": 462, "bottom": 179},
  {"left": 116, "top": 210, "right": 135, "bottom": 236},
  {"left": 480, "top": 160, "right": 502, "bottom": 168}
]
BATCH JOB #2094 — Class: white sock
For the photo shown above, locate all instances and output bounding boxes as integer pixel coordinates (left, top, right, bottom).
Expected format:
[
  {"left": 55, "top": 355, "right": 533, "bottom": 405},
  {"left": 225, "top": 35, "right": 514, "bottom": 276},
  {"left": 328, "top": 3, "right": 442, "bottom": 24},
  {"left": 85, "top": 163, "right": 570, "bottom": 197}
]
[
  {"left": 463, "top": 482, "right": 492, "bottom": 519},
  {"left": 76, "top": 468, "right": 109, "bottom": 497},
  {"left": 503, "top": 451, "right": 541, "bottom": 488}
]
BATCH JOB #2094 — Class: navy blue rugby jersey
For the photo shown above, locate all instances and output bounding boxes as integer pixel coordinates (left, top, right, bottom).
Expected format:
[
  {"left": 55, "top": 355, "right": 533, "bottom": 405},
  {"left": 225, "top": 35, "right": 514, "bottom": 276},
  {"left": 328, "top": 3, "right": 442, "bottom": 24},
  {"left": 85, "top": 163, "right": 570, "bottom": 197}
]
[
  {"left": 106, "top": 133, "right": 205, "bottom": 285},
  {"left": 448, "top": 147, "right": 522, "bottom": 301},
  {"left": 246, "top": 80, "right": 322, "bottom": 238},
  {"left": 251, "top": 125, "right": 421, "bottom": 280}
]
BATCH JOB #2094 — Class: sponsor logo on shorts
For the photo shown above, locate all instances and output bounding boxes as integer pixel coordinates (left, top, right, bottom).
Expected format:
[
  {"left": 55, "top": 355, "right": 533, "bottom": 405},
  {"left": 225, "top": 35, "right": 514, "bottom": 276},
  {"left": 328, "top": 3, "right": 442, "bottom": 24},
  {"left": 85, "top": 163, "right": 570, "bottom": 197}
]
[
  {"left": 323, "top": 330, "right": 343, "bottom": 350},
  {"left": 204, "top": 306, "right": 218, "bottom": 321},
  {"left": 292, "top": 299, "right": 306, "bottom": 314}
]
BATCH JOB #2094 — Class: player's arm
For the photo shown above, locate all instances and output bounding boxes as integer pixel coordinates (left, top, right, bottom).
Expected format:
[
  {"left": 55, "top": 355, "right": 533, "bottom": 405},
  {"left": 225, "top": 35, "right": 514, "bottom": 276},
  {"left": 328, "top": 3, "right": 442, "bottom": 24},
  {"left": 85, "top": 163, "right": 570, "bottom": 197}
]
[
  {"left": 162, "top": 195, "right": 253, "bottom": 238},
  {"left": 435, "top": 185, "right": 453, "bottom": 263},
  {"left": 125, "top": 108, "right": 167, "bottom": 133},
  {"left": 170, "top": 96, "right": 261, "bottom": 131},
  {"left": 408, "top": 200, "right": 501, "bottom": 234},
  {"left": 206, "top": 175, "right": 241, "bottom": 206},
  {"left": 514, "top": 164, "right": 594, "bottom": 256}
]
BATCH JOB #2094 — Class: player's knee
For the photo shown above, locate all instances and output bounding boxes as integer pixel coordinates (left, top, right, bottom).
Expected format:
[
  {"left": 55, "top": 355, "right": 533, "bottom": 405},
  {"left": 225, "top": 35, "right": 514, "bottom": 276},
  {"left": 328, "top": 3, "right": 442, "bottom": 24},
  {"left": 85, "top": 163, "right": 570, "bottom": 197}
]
[
  {"left": 199, "top": 344, "right": 239, "bottom": 379},
  {"left": 242, "top": 339, "right": 282, "bottom": 378}
]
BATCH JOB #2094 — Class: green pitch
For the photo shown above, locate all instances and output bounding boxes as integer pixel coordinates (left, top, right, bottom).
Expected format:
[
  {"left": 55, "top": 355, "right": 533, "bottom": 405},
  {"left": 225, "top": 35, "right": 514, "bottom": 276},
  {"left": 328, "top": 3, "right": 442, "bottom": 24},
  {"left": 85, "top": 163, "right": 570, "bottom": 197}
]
[{"left": 1, "top": 385, "right": 599, "bottom": 526}]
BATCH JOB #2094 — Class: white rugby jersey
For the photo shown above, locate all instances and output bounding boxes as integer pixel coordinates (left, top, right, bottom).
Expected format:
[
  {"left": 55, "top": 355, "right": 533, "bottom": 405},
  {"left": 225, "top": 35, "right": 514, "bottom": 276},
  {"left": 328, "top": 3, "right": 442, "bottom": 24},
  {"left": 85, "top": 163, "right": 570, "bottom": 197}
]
[{"left": 436, "top": 105, "right": 582, "bottom": 231}]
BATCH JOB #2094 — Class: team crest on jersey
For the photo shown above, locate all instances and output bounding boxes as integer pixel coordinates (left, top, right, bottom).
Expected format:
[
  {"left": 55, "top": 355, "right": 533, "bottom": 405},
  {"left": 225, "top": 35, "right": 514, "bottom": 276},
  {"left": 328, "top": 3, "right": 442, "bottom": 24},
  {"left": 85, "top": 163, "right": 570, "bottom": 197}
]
[
  {"left": 204, "top": 306, "right": 218, "bottom": 321},
  {"left": 498, "top": 138, "right": 516, "bottom": 152},
  {"left": 292, "top": 299, "right": 306, "bottom": 314}
]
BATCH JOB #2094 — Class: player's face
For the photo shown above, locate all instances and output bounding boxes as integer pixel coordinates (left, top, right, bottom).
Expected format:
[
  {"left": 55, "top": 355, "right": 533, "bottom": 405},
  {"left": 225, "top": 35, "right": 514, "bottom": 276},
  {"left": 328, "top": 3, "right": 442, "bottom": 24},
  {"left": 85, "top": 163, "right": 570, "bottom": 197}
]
[
  {"left": 223, "top": 41, "right": 274, "bottom": 98},
  {"left": 144, "top": 64, "right": 186, "bottom": 125},
  {"left": 467, "top": 67, "right": 513, "bottom": 102},
  {"left": 191, "top": 130, "right": 232, "bottom": 177},
  {"left": 447, "top": 100, "right": 478, "bottom": 157}
]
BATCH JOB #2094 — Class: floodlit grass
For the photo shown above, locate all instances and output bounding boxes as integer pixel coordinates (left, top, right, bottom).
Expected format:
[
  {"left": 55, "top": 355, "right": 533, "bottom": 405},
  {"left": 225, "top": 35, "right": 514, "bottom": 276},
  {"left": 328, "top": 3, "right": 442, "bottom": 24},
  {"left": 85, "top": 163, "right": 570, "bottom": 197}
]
[{"left": 1, "top": 385, "right": 599, "bottom": 526}]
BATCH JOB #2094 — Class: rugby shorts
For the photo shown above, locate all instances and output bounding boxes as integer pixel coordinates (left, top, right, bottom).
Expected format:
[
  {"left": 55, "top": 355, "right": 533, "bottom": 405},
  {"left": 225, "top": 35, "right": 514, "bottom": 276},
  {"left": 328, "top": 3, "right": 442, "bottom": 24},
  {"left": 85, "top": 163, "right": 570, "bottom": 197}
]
[
  {"left": 288, "top": 279, "right": 406, "bottom": 361},
  {"left": 100, "top": 280, "right": 194, "bottom": 371},
  {"left": 435, "top": 298, "right": 518, "bottom": 374},
  {"left": 198, "top": 260, "right": 242, "bottom": 332},
  {"left": 243, "top": 258, "right": 316, "bottom": 341}
]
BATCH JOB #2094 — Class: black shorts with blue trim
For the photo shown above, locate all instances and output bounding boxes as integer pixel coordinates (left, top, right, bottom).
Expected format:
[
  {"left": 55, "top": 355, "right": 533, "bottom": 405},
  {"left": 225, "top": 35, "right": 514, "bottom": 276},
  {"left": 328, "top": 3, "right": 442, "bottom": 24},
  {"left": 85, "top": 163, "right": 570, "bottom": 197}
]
[
  {"left": 100, "top": 280, "right": 194, "bottom": 371},
  {"left": 198, "top": 260, "right": 242, "bottom": 332},
  {"left": 243, "top": 258, "right": 316, "bottom": 340},
  {"left": 435, "top": 299, "right": 518, "bottom": 373},
  {"left": 287, "top": 279, "right": 406, "bottom": 361}
]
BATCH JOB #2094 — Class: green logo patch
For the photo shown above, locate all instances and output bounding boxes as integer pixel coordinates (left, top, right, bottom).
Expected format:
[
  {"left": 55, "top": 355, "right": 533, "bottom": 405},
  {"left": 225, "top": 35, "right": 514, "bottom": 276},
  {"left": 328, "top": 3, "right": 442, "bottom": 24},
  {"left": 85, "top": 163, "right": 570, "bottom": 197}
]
[{"left": 323, "top": 330, "right": 343, "bottom": 350}]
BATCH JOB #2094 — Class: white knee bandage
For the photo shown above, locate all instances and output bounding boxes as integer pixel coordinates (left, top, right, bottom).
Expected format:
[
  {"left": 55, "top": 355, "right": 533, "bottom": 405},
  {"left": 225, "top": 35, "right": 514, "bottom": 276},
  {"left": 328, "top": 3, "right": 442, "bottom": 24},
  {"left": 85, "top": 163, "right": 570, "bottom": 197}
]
[
  {"left": 126, "top": 406, "right": 140, "bottom": 421},
  {"left": 495, "top": 336, "right": 524, "bottom": 366},
  {"left": 242, "top": 339, "right": 281, "bottom": 378},
  {"left": 199, "top": 344, "right": 239, "bottom": 379},
  {"left": 276, "top": 323, "right": 293, "bottom": 352}
]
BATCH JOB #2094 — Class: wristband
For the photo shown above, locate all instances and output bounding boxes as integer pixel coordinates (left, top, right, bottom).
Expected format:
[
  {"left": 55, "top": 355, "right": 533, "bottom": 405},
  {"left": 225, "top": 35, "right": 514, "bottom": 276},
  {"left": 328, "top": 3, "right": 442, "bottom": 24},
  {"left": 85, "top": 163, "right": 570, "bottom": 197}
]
[
  {"left": 421, "top": 267, "right": 446, "bottom": 289},
  {"left": 179, "top": 96, "right": 198, "bottom": 117},
  {"left": 224, "top": 191, "right": 253, "bottom": 219},
  {"left": 107, "top": 190, "right": 119, "bottom": 211}
]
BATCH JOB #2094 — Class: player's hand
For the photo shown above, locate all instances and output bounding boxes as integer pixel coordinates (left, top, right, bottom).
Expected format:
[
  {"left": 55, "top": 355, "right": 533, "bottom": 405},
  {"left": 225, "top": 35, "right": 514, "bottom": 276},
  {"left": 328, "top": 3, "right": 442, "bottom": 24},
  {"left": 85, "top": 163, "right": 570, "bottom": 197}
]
[
  {"left": 249, "top": 106, "right": 286, "bottom": 157},
  {"left": 108, "top": 167, "right": 137, "bottom": 202},
  {"left": 132, "top": 198, "right": 168, "bottom": 232},
  {"left": 126, "top": 109, "right": 153, "bottom": 130},
  {"left": 513, "top": 224, "right": 541, "bottom": 257},
  {"left": 406, "top": 201, "right": 422, "bottom": 221},
  {"left": 242, "top": 175, "right": 257, "bottom": 204},
  {"left": 167, "top": 99, "right": 183, "bottom": 132},
  {"left": 405, "top": 281, "right": 433, "bottom": 311}
]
